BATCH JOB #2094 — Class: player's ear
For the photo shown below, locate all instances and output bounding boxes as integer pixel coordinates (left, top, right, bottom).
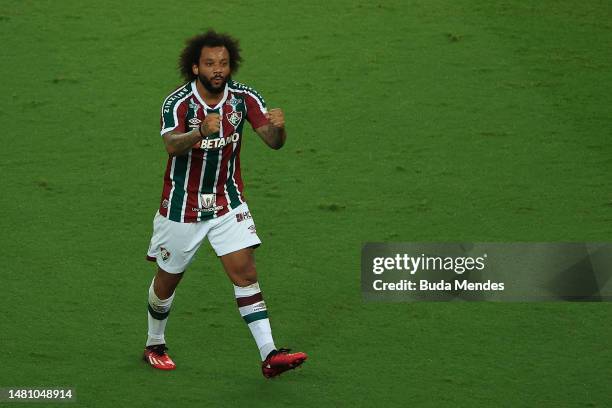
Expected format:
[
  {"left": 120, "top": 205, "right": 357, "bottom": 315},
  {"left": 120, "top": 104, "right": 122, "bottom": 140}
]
[{"left": 192, "top": 64, "right": 199, "bottom": 76}]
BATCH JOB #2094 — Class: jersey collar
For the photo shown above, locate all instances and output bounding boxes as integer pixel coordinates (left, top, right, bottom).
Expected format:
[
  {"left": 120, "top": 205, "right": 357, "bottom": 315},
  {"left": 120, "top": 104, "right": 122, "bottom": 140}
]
[{"left": 191, "top": 80, "right": 229, "bottom": 111}]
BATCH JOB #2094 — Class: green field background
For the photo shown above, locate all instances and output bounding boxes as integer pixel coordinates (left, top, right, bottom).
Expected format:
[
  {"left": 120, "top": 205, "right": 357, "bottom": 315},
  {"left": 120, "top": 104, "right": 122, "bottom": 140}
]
[{"left": 1, "top": 1, "right": 611, "bottom": 407}]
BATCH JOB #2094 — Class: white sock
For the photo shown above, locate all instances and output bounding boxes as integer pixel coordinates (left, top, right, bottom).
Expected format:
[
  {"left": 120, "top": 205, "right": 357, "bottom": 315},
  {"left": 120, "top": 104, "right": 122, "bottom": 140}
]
[
  {"left": 146, "top": 278, "right": 175, "bottom": 347},
  {"left": 234, "top": 283, "right": 276, "bottom": 360}
]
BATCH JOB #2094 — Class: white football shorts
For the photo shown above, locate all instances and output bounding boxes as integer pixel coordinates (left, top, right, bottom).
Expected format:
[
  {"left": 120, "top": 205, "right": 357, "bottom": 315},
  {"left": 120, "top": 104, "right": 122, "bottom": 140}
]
[{"left": 146, "top": 203, "right": 261, "bottom": 274}]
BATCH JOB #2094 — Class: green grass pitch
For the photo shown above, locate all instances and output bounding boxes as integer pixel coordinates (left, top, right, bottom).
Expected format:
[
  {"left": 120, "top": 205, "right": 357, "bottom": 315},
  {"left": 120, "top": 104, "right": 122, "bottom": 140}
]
[{"left": 1, "top": 1, "right": 611, "bottom": 406}]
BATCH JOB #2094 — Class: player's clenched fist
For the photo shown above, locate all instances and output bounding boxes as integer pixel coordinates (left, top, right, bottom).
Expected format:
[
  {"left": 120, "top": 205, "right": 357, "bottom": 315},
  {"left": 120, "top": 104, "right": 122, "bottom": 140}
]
[
  {"left": 266, "top": 108, "right": 285, "bottom": 129},
  {"left": 199, "top": 113, "right": 220, "bottom": 137}
]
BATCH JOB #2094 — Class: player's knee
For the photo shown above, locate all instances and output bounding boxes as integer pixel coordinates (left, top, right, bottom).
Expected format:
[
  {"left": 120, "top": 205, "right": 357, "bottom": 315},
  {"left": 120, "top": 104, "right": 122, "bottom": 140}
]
[
  {"left": 155, "top": 268, "right": 184, "bottom": 298},
  {"left": 243, "top": 266, "right": 258, "bottom": 285},
  {"left": 236, "top": 262, "right": 257, "bottom": 286}
]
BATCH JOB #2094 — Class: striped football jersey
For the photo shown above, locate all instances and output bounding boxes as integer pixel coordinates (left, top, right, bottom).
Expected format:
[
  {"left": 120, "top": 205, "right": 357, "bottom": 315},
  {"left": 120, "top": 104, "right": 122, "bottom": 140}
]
[{"left": 157, "top": 79, "right": 268, "bottom": 222}]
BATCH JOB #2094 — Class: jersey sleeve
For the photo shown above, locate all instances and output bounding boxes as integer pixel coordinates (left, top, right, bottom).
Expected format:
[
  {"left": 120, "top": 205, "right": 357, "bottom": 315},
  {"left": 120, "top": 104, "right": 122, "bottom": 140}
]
[
  {"left": 160, "top": 94, "right": 188, "bottom": 135},
  {"left": 244, "top": 90, "right": 269, "bottom": 130}
]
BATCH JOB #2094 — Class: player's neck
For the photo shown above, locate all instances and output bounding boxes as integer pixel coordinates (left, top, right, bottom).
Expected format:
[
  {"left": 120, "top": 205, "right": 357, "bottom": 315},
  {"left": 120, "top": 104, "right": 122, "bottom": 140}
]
[{"left": 195, "top": 79, "right": 223, "bottom": 107}]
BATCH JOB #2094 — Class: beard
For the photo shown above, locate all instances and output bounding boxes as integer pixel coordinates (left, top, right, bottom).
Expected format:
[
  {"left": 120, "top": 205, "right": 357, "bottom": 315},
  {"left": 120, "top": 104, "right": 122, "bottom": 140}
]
[{"left": 197, "top": 73, "right": 229, "bottom": 94}]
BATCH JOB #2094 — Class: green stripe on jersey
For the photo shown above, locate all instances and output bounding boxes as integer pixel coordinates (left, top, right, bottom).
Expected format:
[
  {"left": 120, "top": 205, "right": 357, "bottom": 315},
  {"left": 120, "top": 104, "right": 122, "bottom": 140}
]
[
  {"left": 200, "top": 108, "right": 221, "bottom": 221},
  {"left": 243, "top": 310, "right": 269, "bottom": 324},
  {"left": 202, "top": 108, "right": 221, "bottom": 194},
  {"left": 168, "top": 155, "right": 188, "bottom": 222}
]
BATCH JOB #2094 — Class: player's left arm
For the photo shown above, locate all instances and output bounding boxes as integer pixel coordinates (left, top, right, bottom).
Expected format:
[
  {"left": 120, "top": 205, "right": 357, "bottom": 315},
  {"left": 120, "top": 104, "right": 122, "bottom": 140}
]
[{"left": 255, "top": 108, "right": 286, "bottom": 150}]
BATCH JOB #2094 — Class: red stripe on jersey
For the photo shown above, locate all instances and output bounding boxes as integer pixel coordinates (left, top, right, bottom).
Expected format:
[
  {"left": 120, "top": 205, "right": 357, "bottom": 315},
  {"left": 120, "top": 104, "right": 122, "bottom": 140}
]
[
  {"left": 159, "top": 156, "right": 174, "bottom": 217},
  {"left": 244, "top": 93, "right": 268, "bottom": 129},
  {"left": 184, "top": 149, "right": 205, "bottom": 222}
]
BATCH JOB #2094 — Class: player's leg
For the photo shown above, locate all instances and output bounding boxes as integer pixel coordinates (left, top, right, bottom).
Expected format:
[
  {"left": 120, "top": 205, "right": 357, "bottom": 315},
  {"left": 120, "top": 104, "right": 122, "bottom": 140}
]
[
  {"left": 143, "top": 267, "right": 182, "bottom": 370},
  {"left": 143, "top": 211, "right": 209, "bottom": 370},
  {"left": 146, "top": 267, "right": 183, "bottom": 347},
  {"left": 220, "top": 248, "right": 276, "bottom": 358},
  {"left": 153, "top": 267, "right": 184, "bottom": 299},
  {"left": 209, "top": 204, "right": 307, "bottom": 377},
  {"left": 220, "top": 248, "right": 307, "bottom": 378},
  {"left": 219, "top": 246, "right": 257, "bottom": 286}
]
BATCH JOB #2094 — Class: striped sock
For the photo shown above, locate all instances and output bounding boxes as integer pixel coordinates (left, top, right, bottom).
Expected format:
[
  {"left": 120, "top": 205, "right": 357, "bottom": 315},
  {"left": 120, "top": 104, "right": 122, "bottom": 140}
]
[
  {"left": 234, "top": 283, "right": 276, "bottom": 360},
  {"left": 146, "top": 279, "right": 175, "bottom": 347}
]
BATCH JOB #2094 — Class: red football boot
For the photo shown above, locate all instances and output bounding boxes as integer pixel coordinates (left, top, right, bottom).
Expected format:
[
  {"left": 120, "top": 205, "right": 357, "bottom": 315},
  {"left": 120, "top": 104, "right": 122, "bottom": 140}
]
[
  {"left": 143, "top": 344, "right": 176, "bottom": 370},
  {"left": 261, "top": 348, "right": 307, "bottom": 378}
]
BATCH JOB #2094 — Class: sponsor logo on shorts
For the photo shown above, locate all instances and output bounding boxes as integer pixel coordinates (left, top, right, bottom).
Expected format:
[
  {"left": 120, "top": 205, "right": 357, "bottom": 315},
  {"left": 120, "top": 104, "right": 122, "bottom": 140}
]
[
  {"left": 160, "top": 247, "right": 171, "bottom": 262},
  {"left": 162, "top": 199, "right": 169, "bottom": 209},
  {"left": 248, "top": 225, "right": 257, "bottom": 234},
  {"left": 235, "top": 211, "right": 252, "bottom": 222}
]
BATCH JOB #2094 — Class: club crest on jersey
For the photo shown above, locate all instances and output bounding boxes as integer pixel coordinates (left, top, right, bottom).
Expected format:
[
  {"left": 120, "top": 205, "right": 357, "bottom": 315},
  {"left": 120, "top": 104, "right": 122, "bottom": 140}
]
[
  {"left": 226, "top": 111, "right": 242, "bottom": 127},
  {"left": 192, "top": 193, "right": 224, "bottom": 213}
]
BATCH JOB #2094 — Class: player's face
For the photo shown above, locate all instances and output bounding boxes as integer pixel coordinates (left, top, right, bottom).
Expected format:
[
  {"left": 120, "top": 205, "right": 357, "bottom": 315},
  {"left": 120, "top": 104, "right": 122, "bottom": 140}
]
[{"left": 193, "top": 46, "right": 231, "bottom": 94}]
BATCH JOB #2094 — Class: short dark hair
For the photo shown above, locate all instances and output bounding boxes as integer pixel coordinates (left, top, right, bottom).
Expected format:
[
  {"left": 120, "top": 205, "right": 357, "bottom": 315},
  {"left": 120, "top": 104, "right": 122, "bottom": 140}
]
[{"left": 178, "top": 30, "right": 242, "bottom": 82}]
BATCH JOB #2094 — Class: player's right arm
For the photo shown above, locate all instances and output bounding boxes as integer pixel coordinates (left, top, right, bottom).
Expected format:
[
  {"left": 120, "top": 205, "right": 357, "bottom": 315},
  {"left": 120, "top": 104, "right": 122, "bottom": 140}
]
[{"left": 162, "top": 114, "right": 220, "bottom": 156}]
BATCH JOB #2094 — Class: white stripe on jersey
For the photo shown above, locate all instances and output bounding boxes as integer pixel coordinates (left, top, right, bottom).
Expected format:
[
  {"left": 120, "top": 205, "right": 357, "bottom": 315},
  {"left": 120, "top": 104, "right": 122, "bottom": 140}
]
[
  {"left": 196, "top": 149, "right": 206, "bottom": 222},
  {"left": 179, "top": 151, "right": 193, "bottom": 222},
  {"left": 211, "top": 114, "right": 224, "bottom": 218},
  {"left": 222, "top": 146, "right": 231, "bottom": 212},
  {"left": 160, "top": 91, "right": 193, "bottom": 135},
  {"left": 166, "top": 157, "right": 177, "bottom": 216}
]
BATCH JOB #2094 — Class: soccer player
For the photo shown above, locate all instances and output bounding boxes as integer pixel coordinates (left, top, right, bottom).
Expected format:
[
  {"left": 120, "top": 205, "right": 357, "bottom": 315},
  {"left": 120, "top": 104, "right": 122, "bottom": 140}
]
[{"left": 142, "top": 30, "right": 307, "bottom": 378}]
